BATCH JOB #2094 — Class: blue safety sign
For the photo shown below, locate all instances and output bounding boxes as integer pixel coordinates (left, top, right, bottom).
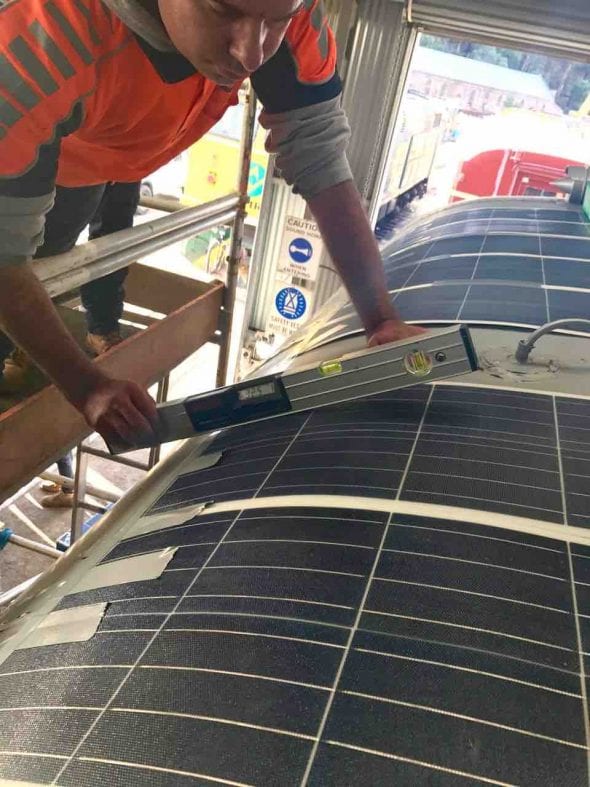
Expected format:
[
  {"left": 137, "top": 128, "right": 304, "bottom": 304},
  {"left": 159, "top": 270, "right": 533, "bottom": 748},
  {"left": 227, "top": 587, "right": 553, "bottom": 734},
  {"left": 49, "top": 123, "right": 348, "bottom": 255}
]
[
  {"left": 248, "top": 162, "right": 266, "bottom": 198},
  {"left": 289, "top": 237, "right": 313, "bottom": 264},
  {"left": 275, "top": 287, "right": 307, "bottom": 320}
]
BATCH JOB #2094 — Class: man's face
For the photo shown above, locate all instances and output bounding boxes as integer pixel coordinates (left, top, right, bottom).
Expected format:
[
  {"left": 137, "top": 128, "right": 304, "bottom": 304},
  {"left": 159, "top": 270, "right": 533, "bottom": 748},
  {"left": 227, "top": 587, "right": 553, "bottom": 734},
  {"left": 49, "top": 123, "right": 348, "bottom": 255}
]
[{"left": 158, "top": 0, "right": 304, "bottom": 87}]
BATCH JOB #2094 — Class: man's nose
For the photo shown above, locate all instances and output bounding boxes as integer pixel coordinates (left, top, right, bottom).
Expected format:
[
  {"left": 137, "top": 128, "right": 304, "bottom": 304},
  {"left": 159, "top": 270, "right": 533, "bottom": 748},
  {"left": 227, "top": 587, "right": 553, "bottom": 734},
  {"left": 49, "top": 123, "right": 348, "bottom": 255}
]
[{"left": 229, "top": 18, "right": 267, "bottom": 73}]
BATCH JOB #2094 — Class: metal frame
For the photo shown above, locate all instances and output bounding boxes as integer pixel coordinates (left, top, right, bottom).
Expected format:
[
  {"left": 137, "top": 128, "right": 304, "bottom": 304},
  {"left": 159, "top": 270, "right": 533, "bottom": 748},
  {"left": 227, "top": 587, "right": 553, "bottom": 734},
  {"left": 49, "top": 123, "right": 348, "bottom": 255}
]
[
  {"left": 242, "top": 0, "right": 419, "bottom": 336},
  {"left": 69, "top": 374, "right": 171, "bottom": 541},
  {"left": 37, "top": 194, "right": 241, "bottom": 299}
]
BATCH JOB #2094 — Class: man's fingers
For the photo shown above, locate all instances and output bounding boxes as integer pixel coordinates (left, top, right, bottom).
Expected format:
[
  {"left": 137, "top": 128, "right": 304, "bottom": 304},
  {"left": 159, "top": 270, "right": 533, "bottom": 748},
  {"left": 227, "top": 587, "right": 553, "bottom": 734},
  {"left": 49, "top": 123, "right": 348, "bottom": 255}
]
[
  {"left": 128, "top": 384, "right": 158, "bottom": 427},
  {"left": 79, "top": 377, "right": 159, "bottom": 450},
  {"left": 117, "top": 401, "right": 154, "bottom": 439},
  {"left": 98, "top": 412, "right": 136, "bottom": 446}
]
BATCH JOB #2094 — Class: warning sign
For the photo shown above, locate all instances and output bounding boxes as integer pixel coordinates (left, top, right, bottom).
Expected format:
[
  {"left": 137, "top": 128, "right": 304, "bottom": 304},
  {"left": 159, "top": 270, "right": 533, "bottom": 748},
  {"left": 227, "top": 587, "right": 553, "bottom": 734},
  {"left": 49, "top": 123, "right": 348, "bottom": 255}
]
[{"left": 277, "top": 216, "right": 323, "bottom": 282}]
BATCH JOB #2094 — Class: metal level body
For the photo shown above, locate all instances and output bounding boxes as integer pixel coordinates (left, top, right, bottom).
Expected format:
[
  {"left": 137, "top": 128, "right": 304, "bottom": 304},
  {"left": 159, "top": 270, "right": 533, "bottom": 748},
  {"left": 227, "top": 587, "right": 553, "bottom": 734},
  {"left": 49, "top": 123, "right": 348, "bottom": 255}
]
[{"left": 109, "top": 325, "right": 478, "bottom": 454}]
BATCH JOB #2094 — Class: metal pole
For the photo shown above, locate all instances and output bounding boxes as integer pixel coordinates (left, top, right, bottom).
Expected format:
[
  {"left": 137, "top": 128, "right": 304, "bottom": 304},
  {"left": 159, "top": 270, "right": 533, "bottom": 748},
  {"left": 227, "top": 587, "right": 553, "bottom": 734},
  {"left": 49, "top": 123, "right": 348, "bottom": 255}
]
[
  {"left": 81, "top": 445, "right": 150, "bottom": 471},
  {"left": 138, "top": 195, "right": 186, "bottom": 213},
  {"left": 216, "top": 86, "right": 258, "bottom": 387},
  {"left": 70, "top": 443, "right": 89, "bottom": 544},
  {"left": 148, "top": 375, "right": 170, "bottom": 468},
  {"left": 0, "top": 575, "right": 41, "bottom": 608},
  {"left": 40, "top": 208, "right": 239, "bottom": 299},
  {"left": 39, "top": 471, "right": 120, "bottom": 504},
  {"left": 36, "top": 194, "right": 239, "bottom": 283},
  {"left": 7, "top": 532, "right": 61, "bottom": 559}
]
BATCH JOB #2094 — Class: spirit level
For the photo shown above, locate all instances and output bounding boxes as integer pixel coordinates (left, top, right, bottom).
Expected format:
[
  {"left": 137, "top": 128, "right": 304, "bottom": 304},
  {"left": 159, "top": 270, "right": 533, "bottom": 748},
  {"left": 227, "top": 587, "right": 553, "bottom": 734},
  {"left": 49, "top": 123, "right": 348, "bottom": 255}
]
[{"left": 108, "top": 325, "right": 478, "bottom": 454}]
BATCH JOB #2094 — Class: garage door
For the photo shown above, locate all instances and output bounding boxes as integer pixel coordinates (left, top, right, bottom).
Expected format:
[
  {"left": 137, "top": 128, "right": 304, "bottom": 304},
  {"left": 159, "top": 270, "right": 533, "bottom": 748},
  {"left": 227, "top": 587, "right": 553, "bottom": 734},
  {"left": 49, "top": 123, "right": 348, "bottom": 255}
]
[{"left": 410, "top": 0, "right": 590, "bottom": 58}]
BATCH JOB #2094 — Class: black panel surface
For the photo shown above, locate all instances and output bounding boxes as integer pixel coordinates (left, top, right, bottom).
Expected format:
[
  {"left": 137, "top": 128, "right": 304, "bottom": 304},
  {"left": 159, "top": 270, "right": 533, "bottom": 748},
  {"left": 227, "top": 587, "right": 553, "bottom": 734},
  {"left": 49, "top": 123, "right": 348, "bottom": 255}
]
[
  {"left": 474, "top": 254, "right": 543, "bottom": 282},
  {"left": 2, "top": 200, "right": 590, "bottom": 786},
  {"left": 381, "top": 203, "right": 590, "bottom": 331},
  {"left": 2, "top": 503, "right": 589, "bottom": 785},
  {"left": 557, "top": 397, "right": 590, "bottom": 529},
  {"left": 400, "top": 387, "right": 565, "bottom": 522}
]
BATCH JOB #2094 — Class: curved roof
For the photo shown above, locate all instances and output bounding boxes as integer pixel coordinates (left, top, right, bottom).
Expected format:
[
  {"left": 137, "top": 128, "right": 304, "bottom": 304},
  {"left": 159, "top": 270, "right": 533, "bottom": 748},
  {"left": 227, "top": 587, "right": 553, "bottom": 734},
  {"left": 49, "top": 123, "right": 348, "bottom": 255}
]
[{"left": 0, "top": 197, "right": 589, "bottom": 786}]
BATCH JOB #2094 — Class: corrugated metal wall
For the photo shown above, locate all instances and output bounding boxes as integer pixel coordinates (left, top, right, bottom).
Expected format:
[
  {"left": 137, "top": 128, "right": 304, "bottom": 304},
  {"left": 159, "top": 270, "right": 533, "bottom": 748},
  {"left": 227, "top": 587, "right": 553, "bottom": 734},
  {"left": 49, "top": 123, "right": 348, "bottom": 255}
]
[
  {"left": 245, "top": 0, "right": 590, "bottom": 340},
  {"left": 411, "top": 0, "right": 590, "bottom": 58},
  {"left": 244, "top": 175, "right": 307, "bottom": 331},
  {"left": 246, "top": 0, "right": 416, "bottom": 331},
  {"left": 342, "top": 0, "right": 416, "bottom": 208}
]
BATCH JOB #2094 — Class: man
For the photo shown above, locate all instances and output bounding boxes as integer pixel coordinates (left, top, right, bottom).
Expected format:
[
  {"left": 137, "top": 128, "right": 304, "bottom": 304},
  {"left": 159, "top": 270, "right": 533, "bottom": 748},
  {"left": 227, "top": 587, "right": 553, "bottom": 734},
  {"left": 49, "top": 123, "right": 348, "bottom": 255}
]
[{"left": 0, "top": 0, "right": 424, "bottom": 449}]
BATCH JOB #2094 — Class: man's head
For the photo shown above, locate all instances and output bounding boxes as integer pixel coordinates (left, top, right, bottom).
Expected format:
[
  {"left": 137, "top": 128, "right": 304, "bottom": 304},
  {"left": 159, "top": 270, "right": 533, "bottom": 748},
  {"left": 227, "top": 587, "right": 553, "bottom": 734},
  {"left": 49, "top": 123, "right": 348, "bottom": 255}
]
[{"left": 158, "top": 0, "right": 304, "bottom": 86}]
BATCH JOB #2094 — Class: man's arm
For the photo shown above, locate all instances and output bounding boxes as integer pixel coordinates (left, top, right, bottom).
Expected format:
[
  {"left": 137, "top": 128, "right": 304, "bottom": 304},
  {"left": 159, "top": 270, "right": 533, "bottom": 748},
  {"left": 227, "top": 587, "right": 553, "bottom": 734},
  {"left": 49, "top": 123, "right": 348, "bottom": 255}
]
[
  {"left": 308, "top": 180, "right": 426, "bottom": 345},
  {"left": 253, "top": 9, "right": 425, "bottom": 344},
  {"left": 0, "top": 262, "right": 157, "bottom": 445}
]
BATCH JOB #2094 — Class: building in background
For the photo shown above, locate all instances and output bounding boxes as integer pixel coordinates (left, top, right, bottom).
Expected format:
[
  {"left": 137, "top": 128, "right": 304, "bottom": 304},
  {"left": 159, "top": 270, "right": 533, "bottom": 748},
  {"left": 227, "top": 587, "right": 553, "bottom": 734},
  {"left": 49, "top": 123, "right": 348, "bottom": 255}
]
[{"left": 409, "top": 46, "right": 561, "bottom": 115}]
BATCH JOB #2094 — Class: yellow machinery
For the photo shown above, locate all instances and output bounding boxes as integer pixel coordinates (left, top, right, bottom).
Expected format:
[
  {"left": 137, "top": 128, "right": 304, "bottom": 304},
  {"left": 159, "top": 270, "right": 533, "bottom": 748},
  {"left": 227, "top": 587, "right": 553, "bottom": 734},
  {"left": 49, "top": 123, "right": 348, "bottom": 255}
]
[
  {"left": 184, "top": 97, "right": 269, "bottom": 224},
  {"left": 181, "top": 94, "right": 268, "bottom": 279}
]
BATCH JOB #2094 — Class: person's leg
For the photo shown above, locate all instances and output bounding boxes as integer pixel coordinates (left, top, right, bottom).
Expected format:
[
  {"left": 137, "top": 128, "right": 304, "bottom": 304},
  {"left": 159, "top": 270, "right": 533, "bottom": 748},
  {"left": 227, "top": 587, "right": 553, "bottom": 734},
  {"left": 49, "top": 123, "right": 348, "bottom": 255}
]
[
  {"left": 35, "top": 184, "right": 106, "bottom": 259},
  {"left": 1, "top": 185, "right": 105, "bottom": 390},
  {"left": 80, "top": 182, "right": 141, "bottom": 341},
  {"left": 41, "top": 450, "right": 74, "bottom": 498},
  {"left": 57, "top": 452, "right": 74, "bottom": 479}
]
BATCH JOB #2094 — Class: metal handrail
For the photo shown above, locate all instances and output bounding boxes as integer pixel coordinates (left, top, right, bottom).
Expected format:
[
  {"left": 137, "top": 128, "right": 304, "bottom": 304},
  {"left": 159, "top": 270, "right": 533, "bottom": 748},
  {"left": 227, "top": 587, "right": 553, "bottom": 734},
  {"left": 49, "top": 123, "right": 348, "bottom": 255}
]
[
  {"left": 0, "top": 574, "right": 41, "bottom": 608},
  {"left": 36, "top": 194, "right": 240, "bottom": 298}
]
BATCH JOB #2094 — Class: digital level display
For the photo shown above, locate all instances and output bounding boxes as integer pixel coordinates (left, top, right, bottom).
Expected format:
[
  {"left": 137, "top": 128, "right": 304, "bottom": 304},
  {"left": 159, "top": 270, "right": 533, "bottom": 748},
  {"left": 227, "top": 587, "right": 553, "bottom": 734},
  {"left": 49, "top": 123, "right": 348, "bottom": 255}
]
[
  {"left": 184, "top": 375, "right": 291, "bottom": 432},
  {"left": 238, "top": 381, "right": 279, "bottom": 402}
]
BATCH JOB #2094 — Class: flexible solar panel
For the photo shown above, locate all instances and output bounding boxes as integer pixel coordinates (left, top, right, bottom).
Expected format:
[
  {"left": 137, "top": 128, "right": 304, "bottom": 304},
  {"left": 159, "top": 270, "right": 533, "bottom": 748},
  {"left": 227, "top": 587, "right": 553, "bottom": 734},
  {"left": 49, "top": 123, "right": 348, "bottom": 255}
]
[
  {"left": 1, "top": 497, "right": 588, "bottom": 785},
  {"left": 0, "top": 196, "right": 588, "bottom": 786}
]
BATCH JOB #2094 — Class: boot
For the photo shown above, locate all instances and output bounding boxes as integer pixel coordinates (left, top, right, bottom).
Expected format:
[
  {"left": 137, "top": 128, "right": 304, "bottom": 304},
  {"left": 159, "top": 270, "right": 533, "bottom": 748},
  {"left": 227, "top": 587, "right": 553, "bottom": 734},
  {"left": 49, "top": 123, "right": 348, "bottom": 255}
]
[
  {"left": 40, "top": 489, "right": 74, "bottom": 508},
  {"left": 86, "top": 330, "right": 123, "bottom": 356},
  {"left": 41, "top": 481, "right": 62, "bottom": 494},
  {"left": 0, "top": 348, "right": 44, "bottom": 394}
]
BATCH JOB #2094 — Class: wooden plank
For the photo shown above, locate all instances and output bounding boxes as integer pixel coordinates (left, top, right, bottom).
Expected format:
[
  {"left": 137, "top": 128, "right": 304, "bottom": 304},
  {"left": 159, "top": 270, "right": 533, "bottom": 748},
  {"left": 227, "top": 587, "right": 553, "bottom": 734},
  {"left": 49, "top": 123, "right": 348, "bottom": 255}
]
[
  {"left": 124, "top": 263, "right": 213, "bottom": 315},
  {"left": 0, "top": 280, "right": 224, "bottom": 504},
  {"left": 121, "top": 310, "right": 158, "bottom": 328}
]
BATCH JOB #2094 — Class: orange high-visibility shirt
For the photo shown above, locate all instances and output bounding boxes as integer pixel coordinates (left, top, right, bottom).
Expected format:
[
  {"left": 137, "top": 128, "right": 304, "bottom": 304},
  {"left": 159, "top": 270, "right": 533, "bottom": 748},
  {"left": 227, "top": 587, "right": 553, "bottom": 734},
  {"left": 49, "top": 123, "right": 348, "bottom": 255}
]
[{"left": 0, "top": 0, "right": 340, "bottom": 186}]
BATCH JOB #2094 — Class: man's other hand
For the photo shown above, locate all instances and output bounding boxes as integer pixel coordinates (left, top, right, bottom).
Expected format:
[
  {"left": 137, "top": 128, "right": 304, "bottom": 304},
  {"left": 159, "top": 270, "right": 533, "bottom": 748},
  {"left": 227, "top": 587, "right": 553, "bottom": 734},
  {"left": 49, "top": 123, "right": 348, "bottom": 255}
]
[
  {"left": 78, "top": 377, "right": 158, "bottom": 448},
  {"left": 367, "top": 320, "right": 428, "bottom": 348}
]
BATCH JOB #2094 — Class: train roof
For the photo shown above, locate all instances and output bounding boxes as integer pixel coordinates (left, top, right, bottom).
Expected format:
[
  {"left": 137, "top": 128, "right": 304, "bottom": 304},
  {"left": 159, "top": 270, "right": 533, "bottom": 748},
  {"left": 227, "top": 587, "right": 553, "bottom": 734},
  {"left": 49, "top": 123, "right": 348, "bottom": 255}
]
[{"left": 0, "top": 196, "right": 589, "bottom": 785}]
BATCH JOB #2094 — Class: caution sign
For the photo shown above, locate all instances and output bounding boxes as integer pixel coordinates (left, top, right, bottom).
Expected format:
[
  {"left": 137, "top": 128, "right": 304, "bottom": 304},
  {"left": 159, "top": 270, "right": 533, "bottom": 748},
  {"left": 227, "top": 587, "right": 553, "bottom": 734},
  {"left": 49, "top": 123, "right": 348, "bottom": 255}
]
[{"left": 278, "top": 216, "right": 323, "bottom": 282}]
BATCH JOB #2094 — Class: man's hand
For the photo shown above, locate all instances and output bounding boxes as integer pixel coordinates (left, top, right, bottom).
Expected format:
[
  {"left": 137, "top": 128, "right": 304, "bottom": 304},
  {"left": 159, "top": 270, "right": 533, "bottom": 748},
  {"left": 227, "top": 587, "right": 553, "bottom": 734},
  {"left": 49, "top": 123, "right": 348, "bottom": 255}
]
[
  {"left": 77, "top": 377, "right": 158, "bottom": 448},
  {"left": 367, "top": 320, "right": 428, "bottom": 348}
]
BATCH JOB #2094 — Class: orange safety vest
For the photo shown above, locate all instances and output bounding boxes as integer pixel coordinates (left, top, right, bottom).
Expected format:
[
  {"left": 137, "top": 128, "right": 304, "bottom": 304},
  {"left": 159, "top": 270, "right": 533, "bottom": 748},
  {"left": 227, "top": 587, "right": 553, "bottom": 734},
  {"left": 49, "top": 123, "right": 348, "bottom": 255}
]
[{"left": 0, "top": 0, "right": 338, "bottom": 186}]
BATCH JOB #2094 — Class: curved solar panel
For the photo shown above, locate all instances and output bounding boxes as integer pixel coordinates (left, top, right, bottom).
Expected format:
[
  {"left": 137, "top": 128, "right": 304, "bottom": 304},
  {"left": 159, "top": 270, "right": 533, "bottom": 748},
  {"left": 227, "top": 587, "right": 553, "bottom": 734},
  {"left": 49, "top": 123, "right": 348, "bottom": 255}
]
[
  {"left": 382, "top": 199, "right": 590, "bottom": 331},
  {"left": 0, "top": 196, "right": 589, "bottom": 786}
]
